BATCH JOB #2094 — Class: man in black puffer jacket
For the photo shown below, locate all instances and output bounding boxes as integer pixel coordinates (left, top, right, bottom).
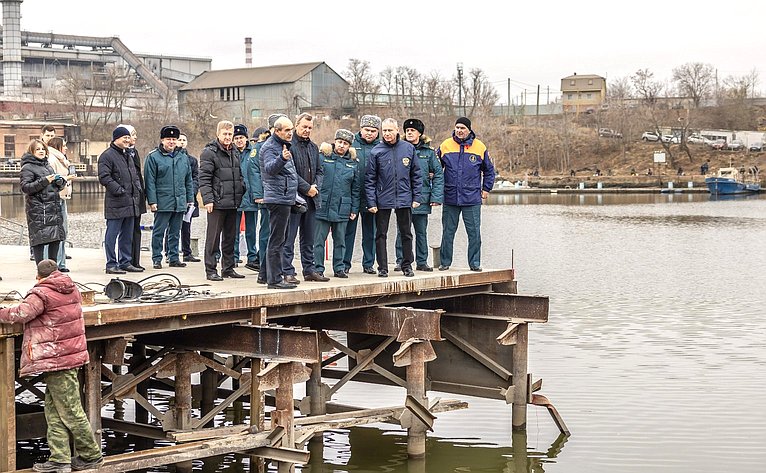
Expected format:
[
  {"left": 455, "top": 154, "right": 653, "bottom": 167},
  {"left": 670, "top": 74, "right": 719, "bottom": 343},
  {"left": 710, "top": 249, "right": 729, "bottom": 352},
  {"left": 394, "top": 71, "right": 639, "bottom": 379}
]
[
  {"left": 199, "top": 120, "right": 246, "bottom": 281},
  {"left": 98, "top": 126, "right": 144, "bottom": 274}
]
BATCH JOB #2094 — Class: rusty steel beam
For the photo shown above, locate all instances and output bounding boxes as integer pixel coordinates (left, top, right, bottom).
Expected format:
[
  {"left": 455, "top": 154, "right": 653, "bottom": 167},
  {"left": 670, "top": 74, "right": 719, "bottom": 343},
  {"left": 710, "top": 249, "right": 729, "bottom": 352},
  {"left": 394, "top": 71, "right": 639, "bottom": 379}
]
[
  {"left": 308, "top": 307, "right": 443, "bottom": 341},
  {"left": 137, "top": 325, "right": 319, "bottom": 363},
  {"left": 413, "top": 293, "right": 549, "bottom": 323}
]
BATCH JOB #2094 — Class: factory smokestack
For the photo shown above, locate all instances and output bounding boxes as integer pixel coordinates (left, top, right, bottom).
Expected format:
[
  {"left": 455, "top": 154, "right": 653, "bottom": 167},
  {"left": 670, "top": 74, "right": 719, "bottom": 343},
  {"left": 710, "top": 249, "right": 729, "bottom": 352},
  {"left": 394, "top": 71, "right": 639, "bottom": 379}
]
[
  {"left": 2, "top": 0, "right": 24, "bottom": 98},
  {"left": 245, "top": 37, "right": 252, "bottom": 67}
]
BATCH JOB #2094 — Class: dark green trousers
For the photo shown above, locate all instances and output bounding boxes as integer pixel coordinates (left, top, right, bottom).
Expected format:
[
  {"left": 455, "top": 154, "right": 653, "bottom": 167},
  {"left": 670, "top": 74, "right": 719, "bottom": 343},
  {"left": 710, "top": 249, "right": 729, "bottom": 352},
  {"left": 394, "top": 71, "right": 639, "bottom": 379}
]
[{"left": 44, "top": 368, "right": 101, "bottom": 463}]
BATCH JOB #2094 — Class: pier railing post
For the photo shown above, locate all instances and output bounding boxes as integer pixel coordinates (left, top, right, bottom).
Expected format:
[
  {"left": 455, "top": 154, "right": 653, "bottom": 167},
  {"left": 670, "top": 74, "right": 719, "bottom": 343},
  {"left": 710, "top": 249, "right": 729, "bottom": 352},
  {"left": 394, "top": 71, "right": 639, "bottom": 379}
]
[{"left": 0, "top": 337, "right": 16, "bottom": 472}]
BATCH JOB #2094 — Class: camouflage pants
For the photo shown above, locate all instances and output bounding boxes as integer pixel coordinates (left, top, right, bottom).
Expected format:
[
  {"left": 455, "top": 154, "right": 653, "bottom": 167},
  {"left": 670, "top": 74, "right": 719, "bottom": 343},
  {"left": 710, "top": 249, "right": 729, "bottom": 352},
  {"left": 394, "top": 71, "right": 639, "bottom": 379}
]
[{"left": 44, "top": 368, "right": 101, "bottom": 463}]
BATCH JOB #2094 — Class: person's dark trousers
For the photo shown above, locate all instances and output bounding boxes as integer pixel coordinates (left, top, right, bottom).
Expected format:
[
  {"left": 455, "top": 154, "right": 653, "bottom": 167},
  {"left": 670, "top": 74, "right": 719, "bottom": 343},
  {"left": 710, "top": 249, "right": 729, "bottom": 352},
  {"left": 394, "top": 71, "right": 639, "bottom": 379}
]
[
  {"left": 233, "top": 211, "right": 243, "bottom": 261},
  {"left": 32, "top": 241, "right": 60, "bottom": 265},
  {"left": 105, "top": 217, "right": 135, "bottom": 270},
  {"left": 375, "top": 208, "right": 413, "bottom": 272},
  {"left": 257, "top": 205, "right": 270, "bottom": 280},
  {"left": 283, "top": 206, "right": 317, "bottom": 277},
  {"left": 266, "top": 203, "right": 291, "bottom": 285},
  {"left": 395, "top": 214, "right": 429, "bottom": 267},
  {"left": 343, "top": 211, "right": 376, "bottom": 272},
  {"left": 43, "top": 368, "right": 102, "bottom": 464},
  {"left": 313, "top": 219, "right": 348, "bottom": 275},
  {"left": 204, "top": 208, "right": 238, "bottom": 276},
  {"left": 181, "top": 215, "right": 195, "bottom": 258},
  {"left": 243, "top": 210, "right": 259, "bottom": 264},
  {"left": 151, "top": 212, "right": 183, "bottom": 264},
  {"left": 131, "top": 216, "right": 143, "bottom": 268},
  {"left": 440, "top": 204, "right": 482, "bottom": 269}
]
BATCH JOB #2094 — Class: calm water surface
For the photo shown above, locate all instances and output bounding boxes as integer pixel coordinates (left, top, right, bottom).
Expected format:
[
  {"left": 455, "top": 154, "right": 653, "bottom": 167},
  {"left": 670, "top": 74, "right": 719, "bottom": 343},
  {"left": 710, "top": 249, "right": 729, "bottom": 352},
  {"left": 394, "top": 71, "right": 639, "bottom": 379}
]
[{"left": 4, "top": 193, "right": 766, "bottom": 472}]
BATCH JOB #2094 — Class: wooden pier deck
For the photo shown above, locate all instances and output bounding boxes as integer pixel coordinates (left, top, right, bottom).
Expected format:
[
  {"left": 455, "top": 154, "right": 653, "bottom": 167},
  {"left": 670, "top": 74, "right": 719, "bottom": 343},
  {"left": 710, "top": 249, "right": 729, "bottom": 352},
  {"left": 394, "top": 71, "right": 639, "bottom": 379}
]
[{"left": 0, "top": 245, "right": 563, "bottom": 472}]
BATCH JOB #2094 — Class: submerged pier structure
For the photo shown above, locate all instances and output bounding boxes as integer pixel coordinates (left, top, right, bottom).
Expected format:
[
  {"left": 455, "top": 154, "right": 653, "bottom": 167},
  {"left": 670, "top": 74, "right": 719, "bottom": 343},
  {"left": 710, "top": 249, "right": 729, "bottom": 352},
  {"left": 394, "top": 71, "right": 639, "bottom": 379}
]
[{"left": 0, "top": 245, "right": 565, "bottom": 472}]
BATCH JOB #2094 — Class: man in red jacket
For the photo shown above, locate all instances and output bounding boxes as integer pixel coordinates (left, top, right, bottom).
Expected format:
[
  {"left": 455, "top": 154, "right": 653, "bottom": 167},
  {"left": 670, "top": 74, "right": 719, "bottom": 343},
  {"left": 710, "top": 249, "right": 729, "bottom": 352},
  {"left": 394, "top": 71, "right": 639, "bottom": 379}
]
[{"left": 0, "top": 260, "right": 103, "bottom": 473}]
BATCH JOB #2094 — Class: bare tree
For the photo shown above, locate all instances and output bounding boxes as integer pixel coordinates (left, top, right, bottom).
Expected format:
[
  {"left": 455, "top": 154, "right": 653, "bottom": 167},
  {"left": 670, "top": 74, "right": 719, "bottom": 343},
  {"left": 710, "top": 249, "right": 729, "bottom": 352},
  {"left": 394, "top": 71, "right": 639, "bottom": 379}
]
[
  {"left": 672, "top": 62, "right": 715, "bottom": 108},
  {"left": 378, "top": 66, "right": 396, "bottom": 95},
  {"left": 180, "top": 90, "right": 225, "bottom": 141},
  {"left": 465, "top": 68, "right": 499, "bottom": 115},
  {"left": 51, "top": 66, "right": 133, "bottom": 138},
  {"left": 343, "top": 58, "right": 379, "bottom": 109}
]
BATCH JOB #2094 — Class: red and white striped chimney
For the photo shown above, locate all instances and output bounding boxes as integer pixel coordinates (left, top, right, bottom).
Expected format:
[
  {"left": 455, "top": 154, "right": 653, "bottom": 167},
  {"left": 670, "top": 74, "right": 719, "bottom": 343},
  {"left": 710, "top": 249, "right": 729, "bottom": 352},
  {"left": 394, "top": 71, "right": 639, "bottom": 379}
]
[{"left": 245, "top": 37, "right": 252, "bottom": 67}]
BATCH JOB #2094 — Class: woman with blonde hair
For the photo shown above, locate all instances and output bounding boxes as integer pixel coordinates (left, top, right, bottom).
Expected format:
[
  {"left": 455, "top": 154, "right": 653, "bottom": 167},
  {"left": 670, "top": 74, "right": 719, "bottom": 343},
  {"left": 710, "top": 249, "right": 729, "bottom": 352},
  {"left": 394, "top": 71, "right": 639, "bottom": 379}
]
[
  {"left": 19, "top": 139, "right": 70, "bottom": 265},
  {"left": 46, "top": 137, "right": 73, "bottom": 271}
]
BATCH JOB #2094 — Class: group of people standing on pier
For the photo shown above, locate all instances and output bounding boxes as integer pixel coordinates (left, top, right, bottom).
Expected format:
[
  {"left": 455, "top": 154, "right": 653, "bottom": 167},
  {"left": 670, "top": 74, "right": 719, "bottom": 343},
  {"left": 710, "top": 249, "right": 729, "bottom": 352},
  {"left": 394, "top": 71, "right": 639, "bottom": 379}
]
[{"left": 18, "top": 115, "right": 496, "bottom": 290}]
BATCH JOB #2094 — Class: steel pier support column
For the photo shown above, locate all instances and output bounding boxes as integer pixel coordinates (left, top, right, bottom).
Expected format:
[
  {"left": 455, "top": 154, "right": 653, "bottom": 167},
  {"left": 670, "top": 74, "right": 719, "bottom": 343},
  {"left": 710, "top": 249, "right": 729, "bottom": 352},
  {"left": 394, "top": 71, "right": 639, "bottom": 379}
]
[
  {"left": 85, "top": 342, "right": 103, "bottom": 447},
  {"left": 406, "top": 343, "right": 428, "bottom": 458},
  {"left": 511, "top": 323, "right": 528, "bottom": 430},
  {"left": 0, "top": 337, "right": 16, "bottom": 472},
  {"left": 175, "top": 351, "right": 193, "bottom": 430},
  {"left": 276, "top": 363, "right": 295, "bottom": 473}
]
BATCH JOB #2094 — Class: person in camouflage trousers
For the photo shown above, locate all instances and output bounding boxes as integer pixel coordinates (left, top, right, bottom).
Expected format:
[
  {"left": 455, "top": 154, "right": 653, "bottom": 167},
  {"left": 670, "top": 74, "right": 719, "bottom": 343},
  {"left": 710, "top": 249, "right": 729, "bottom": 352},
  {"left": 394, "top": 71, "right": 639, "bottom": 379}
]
[{"left": 0, "top": 260, "right": 103, "bottom": 473}]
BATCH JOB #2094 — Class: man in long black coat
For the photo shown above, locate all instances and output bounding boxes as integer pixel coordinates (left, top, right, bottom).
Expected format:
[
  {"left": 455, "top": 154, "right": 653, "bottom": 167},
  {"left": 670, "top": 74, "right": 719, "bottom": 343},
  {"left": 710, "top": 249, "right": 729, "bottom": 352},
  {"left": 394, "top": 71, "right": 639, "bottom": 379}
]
[{"left": 97, "top": 126, "right": 144, "bottom": 274}]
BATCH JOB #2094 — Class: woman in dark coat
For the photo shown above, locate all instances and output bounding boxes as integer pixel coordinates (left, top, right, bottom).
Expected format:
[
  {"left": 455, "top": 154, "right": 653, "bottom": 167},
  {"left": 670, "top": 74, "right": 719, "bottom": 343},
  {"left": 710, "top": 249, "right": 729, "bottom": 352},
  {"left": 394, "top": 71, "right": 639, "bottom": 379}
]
[{"left": 19, "top": 139, "right": 68, "bottom": 264}]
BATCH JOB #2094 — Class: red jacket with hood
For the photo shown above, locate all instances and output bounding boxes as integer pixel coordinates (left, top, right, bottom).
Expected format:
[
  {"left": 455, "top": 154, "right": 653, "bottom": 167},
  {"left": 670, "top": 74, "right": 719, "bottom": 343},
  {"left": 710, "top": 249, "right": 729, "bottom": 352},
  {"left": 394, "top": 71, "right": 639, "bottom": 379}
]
[{"left": 0, "top": 271, "right": 89, "bottom": 377}]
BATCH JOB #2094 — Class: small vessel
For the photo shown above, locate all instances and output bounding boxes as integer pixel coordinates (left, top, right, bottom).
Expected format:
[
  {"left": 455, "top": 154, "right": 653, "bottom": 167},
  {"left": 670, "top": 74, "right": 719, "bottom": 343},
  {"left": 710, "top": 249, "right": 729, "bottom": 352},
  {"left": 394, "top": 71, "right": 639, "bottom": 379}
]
[{"left": 705, "top": 167, "right": 761, "bottom": 195}]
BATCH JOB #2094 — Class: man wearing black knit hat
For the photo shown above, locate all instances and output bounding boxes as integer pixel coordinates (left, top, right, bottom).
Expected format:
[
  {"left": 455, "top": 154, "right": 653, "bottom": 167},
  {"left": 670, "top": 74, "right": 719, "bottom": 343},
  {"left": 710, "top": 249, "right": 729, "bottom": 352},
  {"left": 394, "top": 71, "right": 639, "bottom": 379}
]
[
  {"left": 436, "top": 117, "right": 495, "bottom": 272},
  {"left": 98, "top": 126, "right": 144, "bottom": 274}
]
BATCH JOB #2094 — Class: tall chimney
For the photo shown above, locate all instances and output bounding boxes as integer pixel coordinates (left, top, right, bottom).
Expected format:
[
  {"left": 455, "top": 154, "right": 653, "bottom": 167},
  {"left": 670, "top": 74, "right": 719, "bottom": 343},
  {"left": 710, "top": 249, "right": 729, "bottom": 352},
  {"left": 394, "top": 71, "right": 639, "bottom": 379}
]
[
  {"left": 2, "top": 0, "right": 24, "bottom": 98},
  {"left": 245, "top": 37, "right": 252, "bottom": 67}
]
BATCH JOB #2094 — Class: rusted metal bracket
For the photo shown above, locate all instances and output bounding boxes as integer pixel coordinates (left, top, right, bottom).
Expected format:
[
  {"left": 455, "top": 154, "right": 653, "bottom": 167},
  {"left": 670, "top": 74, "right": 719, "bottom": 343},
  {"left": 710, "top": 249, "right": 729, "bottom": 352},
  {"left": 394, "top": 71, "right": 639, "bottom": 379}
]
[
  {"left": 531, "top": 393, "right": 570, "bottom": 436},
  {"left": 392, "top": 339, "right": 436, "bottom": 368},
  {"left": 496, "top": 323, "right": 520, "bottom": 345},
  {"left": 399, "top": 395, "right": 435, "bottom": 431}
]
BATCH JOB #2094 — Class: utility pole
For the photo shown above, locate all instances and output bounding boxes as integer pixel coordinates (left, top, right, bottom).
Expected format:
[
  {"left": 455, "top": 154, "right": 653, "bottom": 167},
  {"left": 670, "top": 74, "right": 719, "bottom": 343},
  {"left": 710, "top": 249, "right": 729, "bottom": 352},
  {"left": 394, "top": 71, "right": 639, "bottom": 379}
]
[
  {"left": 536, "top": 84, "right": 540, "bottom": 118},
  {"left": 508, "top": 78, "right": 511, "bottom": 118},
  {"left": 457, "top": 63, "right": 463, "bottom": 115}
]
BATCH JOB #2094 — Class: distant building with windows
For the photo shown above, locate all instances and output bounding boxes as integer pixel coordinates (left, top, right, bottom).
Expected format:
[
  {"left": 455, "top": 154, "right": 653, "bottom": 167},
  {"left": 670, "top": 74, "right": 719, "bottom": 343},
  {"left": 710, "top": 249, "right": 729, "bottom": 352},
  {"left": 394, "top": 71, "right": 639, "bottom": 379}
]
[
  {"left": 560, "top": 73, "right": 606, "bottom": 113},
  {"left": 178, "top": 62, "right": 350, "bottom": 122}
]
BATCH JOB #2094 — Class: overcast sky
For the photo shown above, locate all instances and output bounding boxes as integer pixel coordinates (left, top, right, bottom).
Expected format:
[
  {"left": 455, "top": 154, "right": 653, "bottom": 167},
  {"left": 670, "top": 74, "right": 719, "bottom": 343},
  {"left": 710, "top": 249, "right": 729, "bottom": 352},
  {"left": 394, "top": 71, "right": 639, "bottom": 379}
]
[{"left": 22, "top": 0, "right": 766, "bottom": 103}]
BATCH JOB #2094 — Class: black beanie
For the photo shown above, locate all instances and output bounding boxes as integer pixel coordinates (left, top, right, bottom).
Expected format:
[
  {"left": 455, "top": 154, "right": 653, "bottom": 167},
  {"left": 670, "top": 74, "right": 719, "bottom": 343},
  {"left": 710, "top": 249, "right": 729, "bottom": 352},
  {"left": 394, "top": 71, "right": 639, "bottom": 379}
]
[
  {"left": 160, "top": 125, "right": 180, "bottom": 139},
  {"left": 455, "top": 117, "right": 472, "bottom": 131},
  {"left": 403, "top": 118, "right": 425, "bottom": 135},
  {"left": 112, "top": 126, "right": 131, "bottom": 142}
]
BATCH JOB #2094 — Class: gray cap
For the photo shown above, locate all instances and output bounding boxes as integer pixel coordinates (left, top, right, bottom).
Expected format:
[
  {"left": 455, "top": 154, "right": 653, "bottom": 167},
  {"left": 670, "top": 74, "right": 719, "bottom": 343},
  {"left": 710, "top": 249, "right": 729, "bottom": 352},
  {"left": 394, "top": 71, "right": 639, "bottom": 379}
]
[
  {"left": 360, "top": 114, "right": 381, "bottom": 129},
  {"left": 335, "top": 129, "right": 354, "bottom": 144}
]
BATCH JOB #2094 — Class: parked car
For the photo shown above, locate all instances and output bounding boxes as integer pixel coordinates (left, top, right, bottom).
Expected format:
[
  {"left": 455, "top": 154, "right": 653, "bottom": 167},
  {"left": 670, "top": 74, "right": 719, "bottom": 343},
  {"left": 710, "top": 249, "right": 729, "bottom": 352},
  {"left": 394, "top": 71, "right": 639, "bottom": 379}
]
[
  {"left": 599, "top": 128, "right": 623, "bottom": 138},
  {"left": 687, "top": 134, "right": 712, "bottom": 145},
  {"left": 641, "top": 131, "right": 660, "bottom": 141},
  {"left": 661, "top": 135, "right": 680, "bottom": 144},
  {"left": 709, "top": 139, "right": 726, "bottom": 150},
  {"left": 749, "top": 142, "right": 762, "bottom": 152},
  {"left": 726, "top": 140, "right": 745, "bottom": 151}
]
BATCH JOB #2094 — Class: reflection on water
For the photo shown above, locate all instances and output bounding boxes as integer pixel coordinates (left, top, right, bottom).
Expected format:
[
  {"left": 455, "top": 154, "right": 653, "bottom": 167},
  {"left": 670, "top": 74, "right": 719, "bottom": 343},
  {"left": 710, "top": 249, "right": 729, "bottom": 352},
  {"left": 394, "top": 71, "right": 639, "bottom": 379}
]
[{"left": 8, "top": 193, "right": 766, "bottom": 472}]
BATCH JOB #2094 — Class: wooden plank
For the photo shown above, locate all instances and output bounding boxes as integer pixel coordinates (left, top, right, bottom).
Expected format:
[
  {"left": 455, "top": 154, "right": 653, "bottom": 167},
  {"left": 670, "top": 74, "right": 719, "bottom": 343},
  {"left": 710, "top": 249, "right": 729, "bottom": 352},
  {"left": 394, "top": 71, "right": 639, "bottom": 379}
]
[{"left": 0, "top": 337, "right": 16, "bottom": 472}]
